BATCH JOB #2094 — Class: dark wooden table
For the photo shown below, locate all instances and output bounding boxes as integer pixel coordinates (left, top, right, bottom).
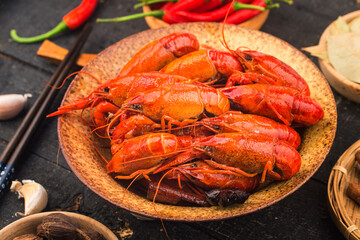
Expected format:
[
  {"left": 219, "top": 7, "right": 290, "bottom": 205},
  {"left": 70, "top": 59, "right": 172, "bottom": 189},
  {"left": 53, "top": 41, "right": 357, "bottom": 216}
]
[{"left": 1, "top": 0, "right": 359, "bottom": 239}]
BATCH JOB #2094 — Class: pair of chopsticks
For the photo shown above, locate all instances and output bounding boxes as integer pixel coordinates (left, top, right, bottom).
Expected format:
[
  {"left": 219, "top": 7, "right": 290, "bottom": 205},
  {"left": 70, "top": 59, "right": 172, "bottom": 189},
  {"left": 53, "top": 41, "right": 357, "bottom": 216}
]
[{"left": 0, "top": 23, "right": 92, "bottom": 197}]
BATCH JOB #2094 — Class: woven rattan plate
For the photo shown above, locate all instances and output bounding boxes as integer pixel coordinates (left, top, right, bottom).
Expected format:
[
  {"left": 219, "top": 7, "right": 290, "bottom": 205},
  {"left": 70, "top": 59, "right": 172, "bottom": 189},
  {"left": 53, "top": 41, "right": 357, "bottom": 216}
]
[
  {"left": 57, "top": 22, "right": 337, "bottom": 221},
  {"left": 328, "top": 140, "right": 360, "bottom": 240}
]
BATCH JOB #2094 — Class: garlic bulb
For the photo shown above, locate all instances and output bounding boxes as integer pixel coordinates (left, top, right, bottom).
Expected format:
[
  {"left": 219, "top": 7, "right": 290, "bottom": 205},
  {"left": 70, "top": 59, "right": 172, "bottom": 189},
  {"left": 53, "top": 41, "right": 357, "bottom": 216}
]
[
  {"left": 10, "top": 180, "right": 48, "bottom": 216},
  {"left": 0, "top": 93, "right": 32, "bottom": 120}
]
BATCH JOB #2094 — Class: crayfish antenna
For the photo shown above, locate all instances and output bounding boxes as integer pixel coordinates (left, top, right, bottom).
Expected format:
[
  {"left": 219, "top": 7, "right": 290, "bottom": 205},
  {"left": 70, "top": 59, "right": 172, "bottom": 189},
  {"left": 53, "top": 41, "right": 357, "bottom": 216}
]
[
  {"left": 199, "top": 123, "right": 220, "bottom": 134},
  {"left": 120, "top": 172, "right": 144, "bottom": 204},
  {"left": 154, "top": 149, "right": 199, "bottom": 174},
  {"left": 152, "top": 169, "right": 174, "bottom": 240},
  {"left": 46, "top": 71, "right": 102, "bottom": 91},
  {"left": 76, "top": 70, "right": 103, "bottom": 84},
  {"left": 266, "top": 100, "right": 291, "bottom": 126},
  {"left": 106, "top": 108, "right": 130, "bottom": 139},
  {"left": 219, "top": 0, "right": 233, "bottom": 52},
  {"left": 204, "top": 160, "right": 258, "bottom": 178},
  {"left": 256, "top": 63, "right": 281, "bottom": 81},
  {"left": 200, "top": 44, "right": 216, "bottom": 50},
  {"left": 220, "top": 0, "right": 251, "bottom": 72},
  {"left": 109, "top": 148, "right": 192, "bottom": 175},
  {"left": 91, "top": 126, "right": 112, "bottom": 139},
  {"left": 65, "top": 70, "right": 103, "bottom": 85}
]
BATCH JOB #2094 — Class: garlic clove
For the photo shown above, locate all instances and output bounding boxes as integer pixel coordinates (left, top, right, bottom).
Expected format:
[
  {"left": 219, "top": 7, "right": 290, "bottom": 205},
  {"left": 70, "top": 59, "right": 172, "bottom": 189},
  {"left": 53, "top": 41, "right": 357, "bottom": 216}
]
[
  {"left": 0, "top": 93, "right": 32, "bottom": 120},
  {"left": 10, "top": 180, "right": 23, "bottom": 193},
  {"left": 10, "top": 180, "right": 48, "bottom": 216}
]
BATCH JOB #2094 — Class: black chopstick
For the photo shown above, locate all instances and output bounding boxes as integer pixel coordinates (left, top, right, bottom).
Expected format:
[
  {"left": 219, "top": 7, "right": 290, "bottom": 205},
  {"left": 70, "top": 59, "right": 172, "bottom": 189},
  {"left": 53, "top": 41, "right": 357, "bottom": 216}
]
[{"left": 0, "top": 23, "right": 92, "bottom": 197}]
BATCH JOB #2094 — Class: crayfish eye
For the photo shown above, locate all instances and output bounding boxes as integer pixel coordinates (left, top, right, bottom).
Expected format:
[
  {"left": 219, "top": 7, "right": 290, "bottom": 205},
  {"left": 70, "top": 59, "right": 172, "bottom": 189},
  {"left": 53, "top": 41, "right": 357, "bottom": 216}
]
[
  {"left": 199, "top": 145, "right": 213, "bottom": 153},
  {"left": 244, "top": 54, "right": 252, "bottom": 62},
  {"left": 131, "top": 104, "right": 142, "bottom": 110},
  {"left": 213, "top": 125, "right": 220, "bottom": 130},
  {"left": 103, "top": 87, "right": 110, "bottom": 93}
]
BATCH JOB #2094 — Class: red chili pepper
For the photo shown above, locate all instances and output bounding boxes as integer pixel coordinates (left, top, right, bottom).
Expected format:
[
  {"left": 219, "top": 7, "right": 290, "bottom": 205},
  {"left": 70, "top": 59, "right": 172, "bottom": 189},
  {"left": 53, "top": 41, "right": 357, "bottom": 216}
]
[
  {"left": 237, "top": 0, "right": 254, "bottom": 3},
  {"left": 133, "top": 0, "right": 178, "bottom": 10},
  {"left": 167, "top": 0, "right": 209, "bottom": 12},
  {"left": 160, "top": 2, "right": 176, "bottom": 10},
  {"left": 10, "top": 0, "right": 97, "bottom": 43},
  {"left": 162, "top": 11, "right": 189, "bottom": 23},
  {"left": 97, "top": 8, "right": 189, "bottom": 25},
  {"left": 176, "top": 1, "right": 265, "bottom": 22},
  {"left": 222, "top": 0, "right": 275, "bottom": 24},
  {"left": 136, "top": 0, "right": 211, "bottom": 11},
  {"left": 192, "top": 0, "right": 230, "bottom": 13}
]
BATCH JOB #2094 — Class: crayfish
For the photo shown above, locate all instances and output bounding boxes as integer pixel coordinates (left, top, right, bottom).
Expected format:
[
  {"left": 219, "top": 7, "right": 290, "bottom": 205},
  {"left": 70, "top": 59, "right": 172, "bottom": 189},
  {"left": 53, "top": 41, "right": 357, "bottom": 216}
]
[{"left": 49, "top": 32, "right": 324, "bottom": 207}]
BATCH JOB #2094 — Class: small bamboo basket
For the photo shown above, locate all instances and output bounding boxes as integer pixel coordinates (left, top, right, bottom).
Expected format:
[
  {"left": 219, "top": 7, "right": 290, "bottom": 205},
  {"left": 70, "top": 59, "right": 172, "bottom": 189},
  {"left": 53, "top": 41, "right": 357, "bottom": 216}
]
[{"left": 328, "top": 140, "right": 360, "bottom": 240}]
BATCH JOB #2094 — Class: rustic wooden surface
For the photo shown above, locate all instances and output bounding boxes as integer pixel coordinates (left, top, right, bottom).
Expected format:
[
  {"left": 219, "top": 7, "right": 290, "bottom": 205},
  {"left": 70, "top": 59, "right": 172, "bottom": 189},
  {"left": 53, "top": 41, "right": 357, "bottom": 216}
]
[{"left": 0, "top": 0, "right": 359, "bottom": 239}]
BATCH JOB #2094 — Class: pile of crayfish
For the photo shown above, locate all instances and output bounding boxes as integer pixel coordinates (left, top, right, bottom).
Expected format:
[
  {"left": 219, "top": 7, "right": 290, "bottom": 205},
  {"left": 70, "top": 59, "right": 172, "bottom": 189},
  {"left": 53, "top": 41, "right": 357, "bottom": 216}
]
[{"left": 48, "top": 32, "right": 324, "bottom": 207}]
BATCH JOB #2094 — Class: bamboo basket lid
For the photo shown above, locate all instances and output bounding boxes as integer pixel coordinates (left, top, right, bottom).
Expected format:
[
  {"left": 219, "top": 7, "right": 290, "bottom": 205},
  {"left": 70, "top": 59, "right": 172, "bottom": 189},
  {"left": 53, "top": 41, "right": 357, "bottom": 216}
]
[{"left": 328, "top": 140, "right": 360, "bottom": 240}]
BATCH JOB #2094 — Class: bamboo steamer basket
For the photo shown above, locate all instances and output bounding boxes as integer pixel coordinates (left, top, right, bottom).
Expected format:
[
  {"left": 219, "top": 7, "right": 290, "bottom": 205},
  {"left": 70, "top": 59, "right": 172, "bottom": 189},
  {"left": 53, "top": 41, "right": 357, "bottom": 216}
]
[{"left": 328, "top": 140, "right": 360, "bottom": 240}]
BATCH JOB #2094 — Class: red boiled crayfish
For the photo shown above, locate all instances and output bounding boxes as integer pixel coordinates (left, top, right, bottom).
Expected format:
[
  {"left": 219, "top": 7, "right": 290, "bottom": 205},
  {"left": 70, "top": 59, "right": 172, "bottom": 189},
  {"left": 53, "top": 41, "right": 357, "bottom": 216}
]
[
  {"left": 111, "top": 114, "right": 161, "bottom": 143},
  {"left": 108, "top": 132, "right": 301, "bottom": 184},
  {"left": 47, "top": 72, "right": 194, "bottom": 126},
  {"left": 196, "top": 111, "right": 301, "bottom": 149},
  {"left": 117, "top": 32, "right": 200, "bottom": 77},
  {"left": 229, "top": 50, "right": 311, "bottom": 95},
  {"left": 108, "top": 133, "right": 192, "bottom": 177},
  {"left": 142, "top": 177, "right": 210, "bottom": 206},
  {"left": 110, "top": 110, "right": 301, "bottom": 149},
  {"left": 50, "top": 30, "right": 326, "bottom": 208},
  {"left": 143, "top": 175, "right": 253, "bottom": 207},
  {"left": 142, "top": 160, "right": 260, "bottom": 207},
  {"left": 158, "top": 47, "right": 311, "bottom": 95},
  {"left": 221, "top": 84, "right": 324, "bottom": 126},
  {"left": 167, "top": 161, "right": 260, "bottom": 193},
  {"left": 160, "top": 49, "right": 244, "bottom": 82},
  {"left": 112, "top": 83, "right": 230, "bottom": 130}
]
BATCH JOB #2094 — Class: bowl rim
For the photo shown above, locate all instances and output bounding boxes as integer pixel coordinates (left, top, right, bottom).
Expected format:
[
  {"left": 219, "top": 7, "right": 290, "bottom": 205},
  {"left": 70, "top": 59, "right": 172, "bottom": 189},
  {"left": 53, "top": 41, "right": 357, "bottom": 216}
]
[
  {"left": 0, "top": 211, "right": 118, "bottom": 240},
  {"left": 318, "top": 10, "right": 360, "bottom": 90}
]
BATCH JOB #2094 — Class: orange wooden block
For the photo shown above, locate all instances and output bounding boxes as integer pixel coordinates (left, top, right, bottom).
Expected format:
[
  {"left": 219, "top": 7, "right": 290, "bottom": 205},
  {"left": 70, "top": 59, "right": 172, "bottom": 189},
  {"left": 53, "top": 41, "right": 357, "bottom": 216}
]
[{"left": 37, "top": 40, "right": 96, "bottom": 67}]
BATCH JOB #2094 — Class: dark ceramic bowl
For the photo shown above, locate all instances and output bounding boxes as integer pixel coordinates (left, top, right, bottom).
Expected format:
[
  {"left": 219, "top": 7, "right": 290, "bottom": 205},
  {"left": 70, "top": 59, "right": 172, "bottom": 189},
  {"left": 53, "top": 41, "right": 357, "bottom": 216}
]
[{"left": 57, "top": 23, "right": 337, "bottom": 221}]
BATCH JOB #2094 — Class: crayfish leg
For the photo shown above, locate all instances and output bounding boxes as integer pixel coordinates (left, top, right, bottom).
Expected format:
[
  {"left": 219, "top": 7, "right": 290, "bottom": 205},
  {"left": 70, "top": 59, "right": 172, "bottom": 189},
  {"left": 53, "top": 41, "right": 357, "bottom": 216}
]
[
  {"left": 265, "top": 97, "right": 292, "bottom": 126},
  {"left": 161, "top": 115, "right": 198, "bottom": 130},
  {"left": 260, "top": 161, "right": 273, "bottom": 183},
  {"left": 204, "top": 160, "right": 258, "bottom": 178},
  {"left": 115, "top": 170, "right": 150, "bottom": 180},
  {"left": 226, "top": 72, "right": 278, "bottom": 87},
  {"left": 154, "top": 150, "right": 202, "bottom": 174},
  {"left": 115, "top": 164, "right": 160, "bottom": 181}
]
